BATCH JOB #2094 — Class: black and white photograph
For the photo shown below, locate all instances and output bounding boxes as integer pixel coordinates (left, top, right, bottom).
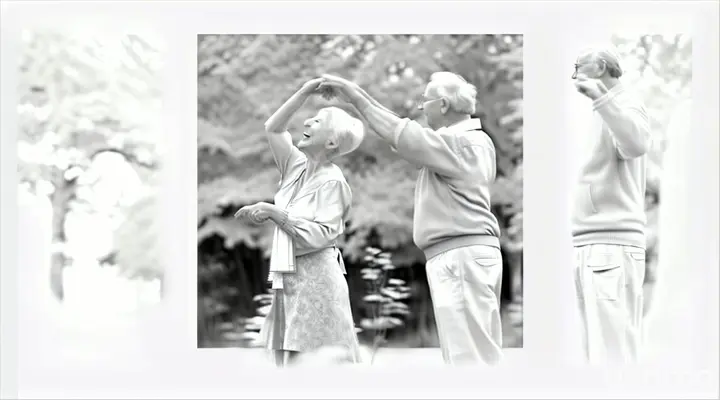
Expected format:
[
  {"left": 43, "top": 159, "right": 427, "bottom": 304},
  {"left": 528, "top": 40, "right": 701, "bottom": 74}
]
[
  {"left": 2, "top": 1, "right": 717, "bottom": 398},
  {"left": 566, "top": 33, "right": 693, "bottom": 365},
  {"left": 15, "top": 29, "right": 167, "bottom": 370},
  {"left": 197, "top": 34, "right": 524, "bottom": 367}
]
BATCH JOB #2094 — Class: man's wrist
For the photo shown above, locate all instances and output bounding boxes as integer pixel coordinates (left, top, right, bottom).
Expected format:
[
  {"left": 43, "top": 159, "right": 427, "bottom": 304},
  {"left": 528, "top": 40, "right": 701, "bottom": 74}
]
[
  {"left": 354, "top": 94, "right": 372, "bottom": 113},
  {"left": 591, "top": 87, "right": 613, "bottom": 109},
  {"left": 592, "top": 83, "right": 609, "bottom": 100}
]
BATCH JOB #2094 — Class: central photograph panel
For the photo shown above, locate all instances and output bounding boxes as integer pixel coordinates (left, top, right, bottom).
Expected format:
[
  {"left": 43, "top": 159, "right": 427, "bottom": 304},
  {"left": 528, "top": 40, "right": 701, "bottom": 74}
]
[{"left": 196, "top": 34, "right": 524, "bottom": 367}]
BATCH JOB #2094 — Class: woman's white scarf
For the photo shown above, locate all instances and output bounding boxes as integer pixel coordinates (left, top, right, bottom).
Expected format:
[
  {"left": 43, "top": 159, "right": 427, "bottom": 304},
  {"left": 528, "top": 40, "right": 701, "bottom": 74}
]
[
  {"left": 268, "top": 169, "right": 349, "bottom": 289},
  {"left": 268, "top": 175, "right": 298, "bottom": 289},
  {"left": 268, "top": 226, "right": 295, "bottom": 290}
]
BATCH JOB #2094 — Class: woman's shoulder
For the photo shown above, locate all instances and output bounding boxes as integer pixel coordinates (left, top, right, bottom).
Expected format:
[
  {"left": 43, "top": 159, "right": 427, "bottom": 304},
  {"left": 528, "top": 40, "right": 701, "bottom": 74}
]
[
  {"left": 324, "top": 163, "right": 349, "bottom": 183},
  {"left": 279, "top": 153, "right": 308, "bottom": 187},
  {"left": 307, "top": 164, "right": 350, "bottom": 193}
]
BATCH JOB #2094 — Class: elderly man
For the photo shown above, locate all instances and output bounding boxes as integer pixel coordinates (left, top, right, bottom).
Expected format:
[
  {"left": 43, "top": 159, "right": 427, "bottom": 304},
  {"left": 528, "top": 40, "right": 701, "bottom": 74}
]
[
  {"left": 571, "top": 45, "right": 652, "bottom": 364},
  {"left": 320, "top": 72, "right": 503, "bottom": 365}
]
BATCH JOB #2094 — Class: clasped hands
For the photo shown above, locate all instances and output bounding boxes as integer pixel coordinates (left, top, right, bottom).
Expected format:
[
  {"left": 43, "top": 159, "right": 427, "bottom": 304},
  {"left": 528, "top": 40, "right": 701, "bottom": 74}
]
[{"left": 301, "top": 74, "right": 361, "bottom": 103}]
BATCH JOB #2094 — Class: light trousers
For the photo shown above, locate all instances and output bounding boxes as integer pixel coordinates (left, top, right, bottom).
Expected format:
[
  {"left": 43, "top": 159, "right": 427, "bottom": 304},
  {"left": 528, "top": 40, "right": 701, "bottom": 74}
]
[
  {"left": 574, "top": 243, "right": 646, "bottom": 365},
  {"left": 426, "top": 245, "right": 504, "bottom": 365}
]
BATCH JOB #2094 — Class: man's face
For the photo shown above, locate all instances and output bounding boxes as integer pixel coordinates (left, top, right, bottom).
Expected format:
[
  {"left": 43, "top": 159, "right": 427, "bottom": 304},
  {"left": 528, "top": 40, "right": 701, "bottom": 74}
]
[
  {"left": 419, "top": 84, "right": 445, "bottom": 129},
  {"left": 572, "top": 53, "right": 604, "bottom": 80}
]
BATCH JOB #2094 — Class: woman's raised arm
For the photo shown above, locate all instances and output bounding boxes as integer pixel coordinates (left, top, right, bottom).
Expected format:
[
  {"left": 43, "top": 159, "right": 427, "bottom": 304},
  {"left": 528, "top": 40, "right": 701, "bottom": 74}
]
[{"left": 264, "top": 78, "right": 323, "bottom": 176}]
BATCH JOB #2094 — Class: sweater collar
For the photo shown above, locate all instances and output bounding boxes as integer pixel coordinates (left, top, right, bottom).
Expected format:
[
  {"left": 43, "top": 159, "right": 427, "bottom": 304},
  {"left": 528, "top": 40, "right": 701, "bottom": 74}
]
[{"left": 443, "top": 118, "right": 483, "bottom": 133}]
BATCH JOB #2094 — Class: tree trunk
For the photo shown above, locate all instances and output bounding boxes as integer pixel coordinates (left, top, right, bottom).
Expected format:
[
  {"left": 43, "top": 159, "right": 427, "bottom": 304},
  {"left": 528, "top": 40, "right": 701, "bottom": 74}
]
[
  {"left": 508, "top": 251, "right": 524, "bottom": 347},
  {"left": 49, "top": 176, "right": 77, "bottom": 301},
  {"left": 511, "top": 251, "right": 523, "bottom": 303},
  {"left": 415, "top": 283, "right": 437, "bottom": 347}
]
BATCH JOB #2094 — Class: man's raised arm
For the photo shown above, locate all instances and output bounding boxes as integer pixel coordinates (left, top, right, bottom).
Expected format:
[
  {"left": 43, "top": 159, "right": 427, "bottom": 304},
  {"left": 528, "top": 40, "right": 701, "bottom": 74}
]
[
  {"left": 593, "top": 94, "right": 652, "bottom": 160},
  {"left": 320, "top": 75, "right": 466, "bottom": 177}
]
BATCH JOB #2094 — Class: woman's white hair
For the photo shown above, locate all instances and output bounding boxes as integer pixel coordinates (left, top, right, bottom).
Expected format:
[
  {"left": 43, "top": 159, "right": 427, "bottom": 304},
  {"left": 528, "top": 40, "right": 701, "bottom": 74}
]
[
  {"left": 322, "top": 107, "right": 365, "bottom": 158},
  {"left": 428, "top": 71, "right": 478, "bottom": 115}
]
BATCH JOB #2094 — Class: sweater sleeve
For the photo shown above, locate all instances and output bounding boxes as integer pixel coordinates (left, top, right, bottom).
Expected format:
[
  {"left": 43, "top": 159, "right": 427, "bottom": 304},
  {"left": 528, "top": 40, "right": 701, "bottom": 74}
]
[
  {"left": 594, "top": 93, "right": 652, "bottom": 160},
  {"left": 389, "top": 118, "right": 469, "bottom": 177}
]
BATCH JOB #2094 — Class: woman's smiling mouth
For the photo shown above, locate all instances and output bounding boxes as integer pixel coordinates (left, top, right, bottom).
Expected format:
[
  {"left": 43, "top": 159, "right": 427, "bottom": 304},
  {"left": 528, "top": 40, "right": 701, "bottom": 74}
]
[{"left": 302, "top": 132, "right": 311, "bottom": 138}]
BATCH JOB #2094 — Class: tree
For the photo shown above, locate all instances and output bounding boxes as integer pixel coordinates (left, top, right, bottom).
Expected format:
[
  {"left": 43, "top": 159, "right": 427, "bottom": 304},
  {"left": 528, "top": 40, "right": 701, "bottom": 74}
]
[
  {"left": 112, "top": 190, "right": 164, "bottom": 284},
  {"left": 610, "top": 34, "right": 691, "bottom": 269},
  {"left": 18, "top": 30, "right": 163, "bottom": 299}
]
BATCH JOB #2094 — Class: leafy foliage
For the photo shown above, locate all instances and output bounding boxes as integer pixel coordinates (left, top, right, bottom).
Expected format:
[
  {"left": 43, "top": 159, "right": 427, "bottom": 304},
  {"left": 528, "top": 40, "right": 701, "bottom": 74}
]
[
  {"left": 18, "top": 30, "right": 164, "bottom": 298},
  {"left": 198, "top": 34, "right": 524, "bottom": 348},
  {"left": 609, "top": 34, "right": 691, "bottom": 270},
  {"left": 357, "top": 247, "right": 413, "bottom": 361},
  {"left": 19, "top": 31, "right": 162, "bottom": 184},
  {"left": 113, "top": 191, "right": 164, "bottom": 281},
  {"left": 235, "top": 245, "right": 413, "bottom": 359}
]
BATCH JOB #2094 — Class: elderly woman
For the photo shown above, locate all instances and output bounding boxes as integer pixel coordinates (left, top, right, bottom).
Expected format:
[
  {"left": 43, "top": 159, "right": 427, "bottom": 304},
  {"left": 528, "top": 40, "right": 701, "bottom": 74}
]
[{"left": 235, "top": 77, "right": 364, "bottom": 367}]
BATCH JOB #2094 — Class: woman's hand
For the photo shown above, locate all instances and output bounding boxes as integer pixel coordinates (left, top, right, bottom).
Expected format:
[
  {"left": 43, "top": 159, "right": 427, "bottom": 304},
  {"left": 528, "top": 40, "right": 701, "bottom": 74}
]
[
  {"left": 234, "top": 202, "right": 271, "bottom": 224},
  {"left": 301, "top": 77, "right": 325, "bottom": 95},
  {"left": 252, "top": 202, "right": 272, "bottom": 222}
]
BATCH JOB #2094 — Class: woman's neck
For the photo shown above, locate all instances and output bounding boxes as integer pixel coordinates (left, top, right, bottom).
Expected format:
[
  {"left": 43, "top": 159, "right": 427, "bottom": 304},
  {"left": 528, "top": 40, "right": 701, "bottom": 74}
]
[{"left": 305, "top": 155, "right": 331, "bottom": 177}]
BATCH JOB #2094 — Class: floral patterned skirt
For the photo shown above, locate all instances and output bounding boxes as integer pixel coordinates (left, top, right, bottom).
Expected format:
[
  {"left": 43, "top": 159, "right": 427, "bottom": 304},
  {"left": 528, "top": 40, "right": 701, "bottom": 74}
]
[{"left": 260, "top": 247, "right": 360, "bottom": 357}]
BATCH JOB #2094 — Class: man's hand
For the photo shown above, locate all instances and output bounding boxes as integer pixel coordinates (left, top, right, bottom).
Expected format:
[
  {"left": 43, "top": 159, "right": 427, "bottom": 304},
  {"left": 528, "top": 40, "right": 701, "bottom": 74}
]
[
  {"left": 573, "top": 76, "right": 608, "bottom": 101},
  {"left": 234, "top": 202, "right": 271, "bottom": 224},
  {"left": 321, "top": 74, "right": 360, "bottom": 90},
  {"left": 317, "top": 74, "right": 362, "bottom": 104}
]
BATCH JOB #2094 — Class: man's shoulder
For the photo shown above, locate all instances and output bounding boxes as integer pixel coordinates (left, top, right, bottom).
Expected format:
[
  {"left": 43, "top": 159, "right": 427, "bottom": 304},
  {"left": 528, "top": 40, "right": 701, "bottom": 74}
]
[
  {"left": 456, "top": 129, "right": 495, "bottom": 151},
  {"left": 437, "top": 119, "right": 494, "bottom": 148},
  {"left": 616, "top": 84, "right": 647, "bottom": 109}
]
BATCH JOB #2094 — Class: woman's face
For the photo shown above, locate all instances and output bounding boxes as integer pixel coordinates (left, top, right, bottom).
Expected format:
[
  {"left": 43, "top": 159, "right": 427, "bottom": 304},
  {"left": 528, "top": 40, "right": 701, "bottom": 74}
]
[{"left": 298, "top": 109, "right": 337, "bottom": 153}]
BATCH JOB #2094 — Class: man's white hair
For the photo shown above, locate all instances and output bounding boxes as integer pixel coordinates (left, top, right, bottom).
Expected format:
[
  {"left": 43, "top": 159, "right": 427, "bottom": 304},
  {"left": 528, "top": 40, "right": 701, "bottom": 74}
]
[
  {"left": 578, "top": 43, "right": 624, "bottom": 78},
  {"left": 322, "top": 107, "right": 365, "bottom": 158},
  {"left": 428, "top": 71, "right": 477, "bottom": 115}
]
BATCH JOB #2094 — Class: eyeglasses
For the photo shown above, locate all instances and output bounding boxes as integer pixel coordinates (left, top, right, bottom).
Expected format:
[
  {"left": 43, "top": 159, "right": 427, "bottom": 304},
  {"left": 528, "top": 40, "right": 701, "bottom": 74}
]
[
  {"left": 417, "top": 96, "right": 444, "bottom": 110},
  {"left": 572, "top": 59, "right": 606, "bottom": 79},
  {"left": 572, "top": 63, "right": 583, "bottom": 79}
]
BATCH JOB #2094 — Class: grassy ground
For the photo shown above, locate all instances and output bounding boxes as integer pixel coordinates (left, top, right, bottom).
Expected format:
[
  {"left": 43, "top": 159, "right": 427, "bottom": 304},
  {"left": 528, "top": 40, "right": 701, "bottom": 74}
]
[{"left": 204, "top": 299, "right": 524, "bottom": 349}]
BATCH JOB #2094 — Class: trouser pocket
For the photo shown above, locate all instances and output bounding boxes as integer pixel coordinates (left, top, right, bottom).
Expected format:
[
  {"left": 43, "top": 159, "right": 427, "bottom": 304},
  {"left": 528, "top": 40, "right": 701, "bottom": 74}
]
[
  {"left": 627, "top": 250, "right": 646, "bottom": 291},
  {"left": 587, "top": 255, "right": 623, "bottom": 301}
]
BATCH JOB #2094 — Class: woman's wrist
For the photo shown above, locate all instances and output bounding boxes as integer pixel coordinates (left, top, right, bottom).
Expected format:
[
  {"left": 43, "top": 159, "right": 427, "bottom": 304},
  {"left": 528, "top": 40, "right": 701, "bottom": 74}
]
[
  {"left": 263, "top": 203, "right": 289, "bottom": 226},
  {"left": 299, "top": 83, "right": 315, "bottom": 97}
]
